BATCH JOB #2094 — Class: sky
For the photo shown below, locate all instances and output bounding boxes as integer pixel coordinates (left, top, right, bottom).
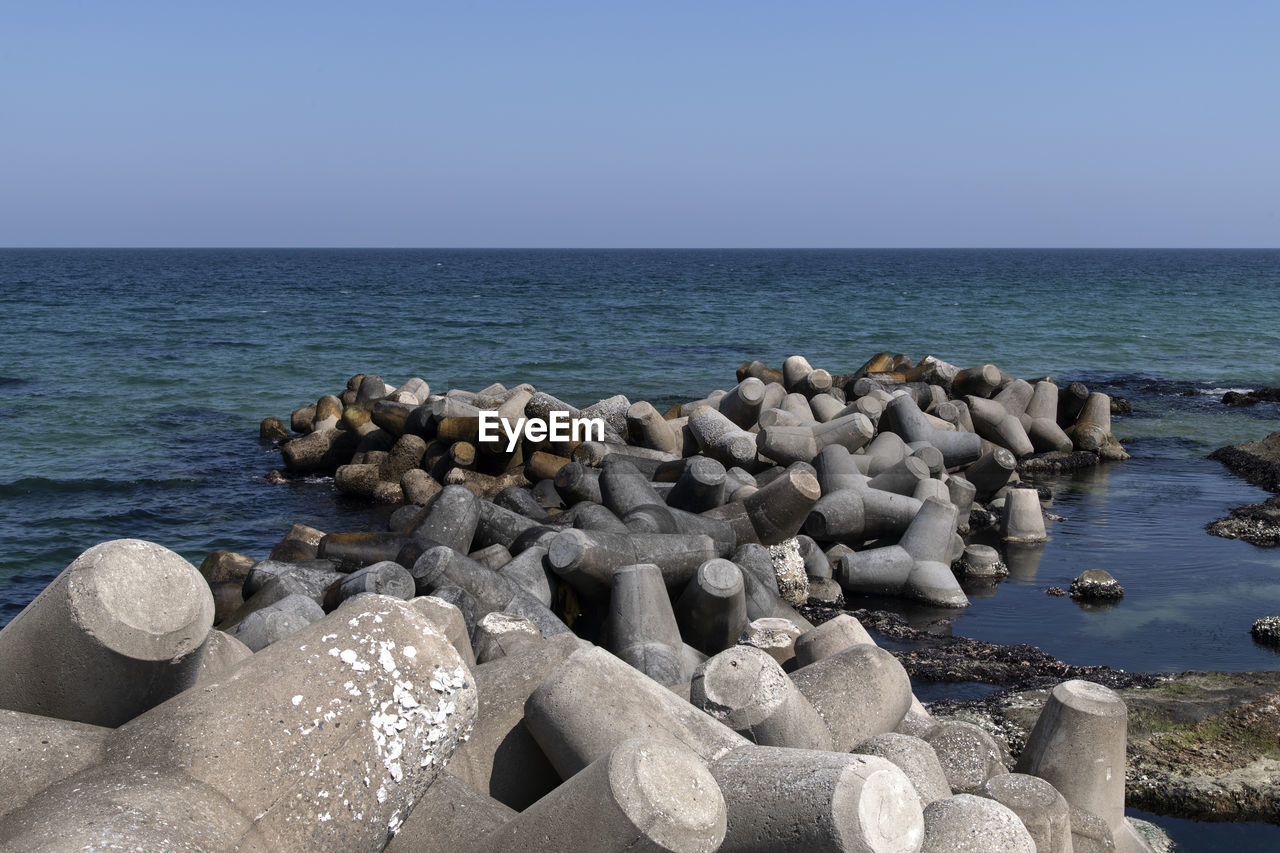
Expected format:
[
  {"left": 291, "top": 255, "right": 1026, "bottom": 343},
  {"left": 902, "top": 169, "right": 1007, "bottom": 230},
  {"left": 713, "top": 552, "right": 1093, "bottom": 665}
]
[{"left": 2, "top": 2, "right": 1277, "bottom": 248}]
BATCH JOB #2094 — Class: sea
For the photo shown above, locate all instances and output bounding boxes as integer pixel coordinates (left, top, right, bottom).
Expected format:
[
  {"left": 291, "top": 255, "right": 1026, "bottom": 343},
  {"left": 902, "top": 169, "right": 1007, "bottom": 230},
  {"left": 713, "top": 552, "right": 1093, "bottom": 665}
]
[{"left": 2, "top": 249, "right": 1279, "bottom": 849}]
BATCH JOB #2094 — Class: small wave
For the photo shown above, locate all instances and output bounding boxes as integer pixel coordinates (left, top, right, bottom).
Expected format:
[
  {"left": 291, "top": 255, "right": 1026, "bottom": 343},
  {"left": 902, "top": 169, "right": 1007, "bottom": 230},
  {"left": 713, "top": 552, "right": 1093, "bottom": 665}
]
[
  {"left": 0, "top": 476, "right": 201, "bottom": 498},
  {"left": 1200, "top": 387, "right": 1254, "bottom": 396}
]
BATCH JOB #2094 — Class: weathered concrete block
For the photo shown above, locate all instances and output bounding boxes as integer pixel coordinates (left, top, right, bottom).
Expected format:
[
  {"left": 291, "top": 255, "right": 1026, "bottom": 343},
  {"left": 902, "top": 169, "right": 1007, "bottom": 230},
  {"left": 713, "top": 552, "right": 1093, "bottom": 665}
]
[
  {"left": 0, "top": 597, "right": 476, "bottom": 851},
  {"left": 479, "top": 738, "right": 727, "bottom": 853},
  {"left": 793, "top": 613, "right": 874, "bottom": 668},
  {"left": 447, "top": 632, "right": 584, "bottom": 811},
  {"left": 608, "top": 563, "right": 685, "bottom": 687},
  {"left": 0, "top": 710, "right": 109, "bottom": 821},
  {"left": 472, "top": 612, "right": 542, "bottom": 664},
  {"left": 854, "top": 731, "right": 952, "bottom": 808},
  {"left": 790, "top": 643, "right": 912, "bottom": 751},
  {"left": 921, "top": 793, "right": 1035, "bottom": 852},
  {"left": 524, "top": 645, "right": 749, "bottom": 780},
  {"left": 0, "top": 539, "right": 213, "bottom": 728},
  {"left": 978, "top": 773, "right": 1071, "bottom": 853},
  {"left": 711, "top": 744, "right": 924, "bottom": 853},
  {"left": 384, "top": 772, "right": 514, "bottom": 853},
  {"left": 923, "top": 720, "right": 1008, "bottom": 794},
  {"left": 689, "top": 646, "right": 831, "bottom": 750},
  {"left": 1014, "top": 679, "right": 1150, "bottom": 853}
]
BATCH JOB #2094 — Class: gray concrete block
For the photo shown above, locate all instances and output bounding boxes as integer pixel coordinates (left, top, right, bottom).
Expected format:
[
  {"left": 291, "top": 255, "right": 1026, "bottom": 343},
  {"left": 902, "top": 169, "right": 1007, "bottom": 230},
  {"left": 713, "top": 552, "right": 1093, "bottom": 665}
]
[
  {"left": 854, "top": 732, "right": 952, "bottom": 808},
  {"left": 711, "top": 744, "right": 924, "bottom": 853},
  {"left": 689, "top": 646, "right": 831, "bottom": 750},
  {"left": 478, "top": 738, "right": 727, "bottom": 853},
  {"left": 608, "top": 563, "right": 685, "bottom": 686},
  {"left": 0, "top": 539, "right": 213, "bottom": 728},
  {"left": 1015, "top": 679, "right": 1149, "bottom": 853},
  {"left": 793, "top": 613, "right": 874, "bottom": 668},
  {"left": 0, "top": 710, "right": 109, "bottom": 820},
  {"left": 0, "top": 596, "right": 476, "bottom": 851},
  {"left": 921, "top": 793, "right": 1035, "bottom": 852},
  {"left": 447, "top": 632, "right": 584, "bottom": 811},
  {"left": 524, "top": 645, "right": 749, "bottom": 780},
  {"left": 472, "top": 612, "right": 542, "bottom": 664},
  {"left": 923, "top": 720, "right": 1009, "bottom": 794},
  {"left": 978, "top": 773, "right": 1071, "bottom": 853},
  {"left": 790, "top": 643, "right": 912, "bottom": 751},
  {"left": 193, "top": 629, "right": 253, "bottom": 685},
  {"left": 385, "top": 772, "right": 515, "bottom": 853}
]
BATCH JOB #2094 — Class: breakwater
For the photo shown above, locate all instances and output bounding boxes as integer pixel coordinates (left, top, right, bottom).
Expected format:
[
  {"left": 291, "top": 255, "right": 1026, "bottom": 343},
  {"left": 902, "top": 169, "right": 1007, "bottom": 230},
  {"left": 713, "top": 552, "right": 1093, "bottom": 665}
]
[{"left": 0, "top": 352, "right": 1174, "bottom": 851}]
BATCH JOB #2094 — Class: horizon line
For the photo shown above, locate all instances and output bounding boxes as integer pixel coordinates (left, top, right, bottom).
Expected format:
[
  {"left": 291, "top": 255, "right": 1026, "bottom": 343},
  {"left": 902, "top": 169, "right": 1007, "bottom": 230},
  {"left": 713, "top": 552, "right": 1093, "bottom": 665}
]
[{"left": 3, "top": 246, "right": 1278, "bottom": 252}]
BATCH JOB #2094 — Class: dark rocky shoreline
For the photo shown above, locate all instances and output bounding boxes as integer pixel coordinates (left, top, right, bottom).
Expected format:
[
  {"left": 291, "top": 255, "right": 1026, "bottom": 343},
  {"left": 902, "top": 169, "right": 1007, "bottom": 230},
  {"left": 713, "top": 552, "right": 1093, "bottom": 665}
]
[
  {"left": 1207, "top": 431, "right": 1280, "bottom": 546},
  {"left": 832, "top": 605, "right": 1280, "bottom": 824}
]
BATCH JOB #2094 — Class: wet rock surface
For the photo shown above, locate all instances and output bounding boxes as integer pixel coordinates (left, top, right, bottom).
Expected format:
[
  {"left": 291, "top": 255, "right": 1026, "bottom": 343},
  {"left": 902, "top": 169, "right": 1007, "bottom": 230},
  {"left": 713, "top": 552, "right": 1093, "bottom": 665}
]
[
  {"left": 1251, "top": 616, "right": 1280, "bottom": 646},
  {"left": 1209, "top": 431, "right": 1280, "bottom": 492},
  {"left": 1208, "top": 432, "right": 1280, "bottom": 546},
  {"left": 876, "top": 618, "right": 1280, "bottom": 824},
  {"left": 824, "top": 608, "right": 1157, "bottom": 693},
  {"left": 1068, "top": 568, "right": 1125, "bottom": 601},
  {"left": 1206, "top": 494, "right": 1280, "bottom": 547}
]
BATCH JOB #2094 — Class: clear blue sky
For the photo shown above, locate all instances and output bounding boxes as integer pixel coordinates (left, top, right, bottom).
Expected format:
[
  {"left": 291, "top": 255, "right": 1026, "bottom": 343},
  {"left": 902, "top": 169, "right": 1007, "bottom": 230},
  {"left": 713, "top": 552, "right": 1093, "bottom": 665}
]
[{"left": 2, "top": 2, "right": 1277, "bottom": 247}]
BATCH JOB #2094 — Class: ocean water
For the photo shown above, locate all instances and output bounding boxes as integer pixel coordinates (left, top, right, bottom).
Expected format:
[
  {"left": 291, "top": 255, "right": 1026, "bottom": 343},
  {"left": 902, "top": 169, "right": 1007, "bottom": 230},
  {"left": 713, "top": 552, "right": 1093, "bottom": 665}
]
[{"left": 3, "top": 249, "right": 1280, "bottom": 845}]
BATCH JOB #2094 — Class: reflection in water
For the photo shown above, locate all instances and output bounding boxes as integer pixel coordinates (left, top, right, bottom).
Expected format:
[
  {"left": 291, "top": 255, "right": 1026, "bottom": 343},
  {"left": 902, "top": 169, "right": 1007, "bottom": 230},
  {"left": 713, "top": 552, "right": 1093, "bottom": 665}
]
[
  {"left": 940, "top": 449, "right": 1280, "bottom": 673},
  {"left": 1003, "top": 542, "right": 1047, "bottom": 582}
]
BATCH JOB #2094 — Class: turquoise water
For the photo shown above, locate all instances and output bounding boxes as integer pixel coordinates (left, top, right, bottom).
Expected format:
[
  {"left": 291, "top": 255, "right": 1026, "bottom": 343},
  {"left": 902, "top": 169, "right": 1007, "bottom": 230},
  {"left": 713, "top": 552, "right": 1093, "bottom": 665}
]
[{"left": 2, "top": 249, "right": 1279, "bottom": 841}]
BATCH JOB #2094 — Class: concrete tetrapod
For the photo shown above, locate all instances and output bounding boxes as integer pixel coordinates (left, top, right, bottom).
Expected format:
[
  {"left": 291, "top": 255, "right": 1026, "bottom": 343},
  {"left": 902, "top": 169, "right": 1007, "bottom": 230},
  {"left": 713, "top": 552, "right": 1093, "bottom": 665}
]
[
  {"left": 608, "top": 563, "right": 686, "bottom": 686},
  {"left": 524, "top": 645, "right": 750, "bottom": 780},
  {"left": 977, "top": 773, "right": 1072, "bottom": 853},
  {"left": 737, "top": 617, "right": 803, "bottom": 669},
  {"left": 446, "top": 632, "right": 585, "bottom": 811},
  {"left": 789, "top": 643, "right": 912, "bottom": 752},
  {"left": 920, "top": 794, "right": 1035, "bottom": 852},
  {"left": 0, "top": 596, "right": 477, "bottom": 852},
  {"left": 792, "top": 613, "right": 874, "bottom": 668},
  {"left": 384, "top": 773, "right": 515, "bottom": 853},
  {"left": 835, "top": 498, "right": 968, "bottom": 608},
  {"left": 0, "top": 710, "right": 110, "bottom": 821},
  {"left": 478, "top": 738, "right": 727, "bottom": 853},
  {"left": 546, "top": 528, "right": 719, "bottom": 598},
  {"left": 674, "top": 559, "right": 750, "bottom": 656},
  {"left": 472, "top": 612, "right": 542, "bottom": 663},
  {"left": 1001, "top": 487, "right": 1047, "bottom": 542},
  {"left": 742, "top": 464, "right": 823, "bottom": 545},
  {"left": 689, "top": 645, "right": 832, "bottom": 751},
  {"left": 1014, "top": 679, "right": 1154, "bottom": 853},
  {"left": 710, "top": 744, "right": 924, "bottom": 853},
  {"left": 0, "top": 539, "right": 214, "bottom": 728},
  {"left": 853, "top": 732, "right": 952, "bottom": 809},
  {"left": 881, "top": 394, "right": 982, "bottom": 469},
  {"left": 805, "top": 485, "right": 922, "bottom": 544}
]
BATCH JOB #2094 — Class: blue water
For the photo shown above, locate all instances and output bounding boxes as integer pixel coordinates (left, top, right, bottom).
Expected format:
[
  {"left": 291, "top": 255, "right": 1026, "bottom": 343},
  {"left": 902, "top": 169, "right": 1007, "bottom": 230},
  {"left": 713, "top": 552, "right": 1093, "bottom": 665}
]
[{"left": 3, "top": 249, "right": 1280, "bottom": 838}]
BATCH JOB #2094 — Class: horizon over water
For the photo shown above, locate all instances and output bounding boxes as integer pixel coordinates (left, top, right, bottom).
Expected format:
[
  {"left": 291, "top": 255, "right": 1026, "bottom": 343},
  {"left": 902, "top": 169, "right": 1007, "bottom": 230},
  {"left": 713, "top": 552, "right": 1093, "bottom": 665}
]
[{"left": 3, "top": 248, "right": 1280, "bottom": 849}]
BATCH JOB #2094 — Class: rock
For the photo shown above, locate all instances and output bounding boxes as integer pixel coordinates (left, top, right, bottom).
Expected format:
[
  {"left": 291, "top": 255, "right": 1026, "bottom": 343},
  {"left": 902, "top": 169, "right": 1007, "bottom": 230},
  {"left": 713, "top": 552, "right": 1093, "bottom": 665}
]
[
  {"left": 259, "top": 416, "right": 289, "bottom": 442},
  {"left": 767, "top": 538, "right": 810, "bottom": 606},
  {"left": 1045, "top": 586, "right": 1067, "bottom": 596},
  {"left": 198, "top": 549, "right": 255, "bottom": 584},
  {"left": 1206, "top": 494, "right": 1280, "bottom": 547},
  {"left": 1069, "top": 568, "right": 1124, "bottom": 601},
  {"left": 1222, "top": 391, "right": 1260, "bottom": 407},
  {"left": 1251, "top": 616, "right": 1280, "bottom": 646},
  {"left": 1209, "top": 431, "right": 1280, "bottom": 492}
]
